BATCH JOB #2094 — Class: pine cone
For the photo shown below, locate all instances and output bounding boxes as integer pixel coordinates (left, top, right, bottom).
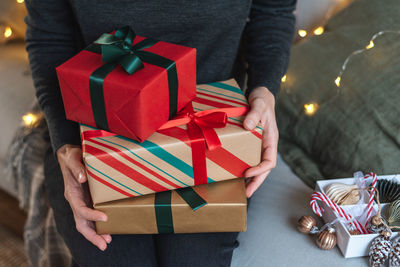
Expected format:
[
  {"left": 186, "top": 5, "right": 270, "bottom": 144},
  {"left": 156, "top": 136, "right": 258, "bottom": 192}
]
[
  {"left": 369, "top": 235, "right": 392, "bottom": 267},
  {"left": 389, "top": 237, "right": 400, "bottom": 267}
]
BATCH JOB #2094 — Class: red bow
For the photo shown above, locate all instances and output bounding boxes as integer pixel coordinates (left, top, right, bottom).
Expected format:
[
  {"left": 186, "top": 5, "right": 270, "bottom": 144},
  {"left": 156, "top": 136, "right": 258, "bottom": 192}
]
[{"left": 159, "top": 103, "right": 248, "bottom": 185}]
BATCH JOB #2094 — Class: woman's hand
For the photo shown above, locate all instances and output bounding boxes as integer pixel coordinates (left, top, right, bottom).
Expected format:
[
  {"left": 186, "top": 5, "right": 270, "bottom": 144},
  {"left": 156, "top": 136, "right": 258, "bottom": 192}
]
[
  {"left": 56, "top": 144, "right": 111, "bottom": 251},
  {"left": 243, "top": 87, "right": 279, "bottom": 198}
]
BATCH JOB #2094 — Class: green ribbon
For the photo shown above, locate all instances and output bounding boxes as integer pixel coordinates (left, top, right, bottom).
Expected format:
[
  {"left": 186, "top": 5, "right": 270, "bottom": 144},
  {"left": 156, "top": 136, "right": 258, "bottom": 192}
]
[
  {"left": 154, "top": 187, "right": 207, "bottom": 234},
  {"left": 85, "top": 26, "right": 179, "bottom": 132}
]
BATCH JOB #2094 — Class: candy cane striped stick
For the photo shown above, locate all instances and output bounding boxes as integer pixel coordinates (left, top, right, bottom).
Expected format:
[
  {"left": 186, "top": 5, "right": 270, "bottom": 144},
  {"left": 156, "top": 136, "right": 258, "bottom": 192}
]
[
  {"left": 310, "top": 191, "right": 368, "bottom": 234},
  {"left": 364, "top": 172, "right": 377, "bottom": 230}
]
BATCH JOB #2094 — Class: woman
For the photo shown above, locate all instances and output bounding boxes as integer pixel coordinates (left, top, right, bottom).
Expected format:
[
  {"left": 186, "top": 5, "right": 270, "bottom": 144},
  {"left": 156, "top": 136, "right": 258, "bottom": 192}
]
[{"left": 25, "top": 0, "right": 296, "bottom": 266}]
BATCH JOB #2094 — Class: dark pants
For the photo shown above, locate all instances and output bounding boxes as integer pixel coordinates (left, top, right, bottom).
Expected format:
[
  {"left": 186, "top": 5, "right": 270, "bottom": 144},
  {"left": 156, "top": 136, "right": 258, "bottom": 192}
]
[{"left": 44, "top": 146, "right": 239, "bottom": 267}]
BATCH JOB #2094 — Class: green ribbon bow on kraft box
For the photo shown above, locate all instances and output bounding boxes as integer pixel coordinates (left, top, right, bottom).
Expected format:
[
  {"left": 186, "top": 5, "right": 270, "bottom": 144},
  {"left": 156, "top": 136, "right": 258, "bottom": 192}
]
[{"left": 56, "top": 26, "right": 197, "bottom": 142}]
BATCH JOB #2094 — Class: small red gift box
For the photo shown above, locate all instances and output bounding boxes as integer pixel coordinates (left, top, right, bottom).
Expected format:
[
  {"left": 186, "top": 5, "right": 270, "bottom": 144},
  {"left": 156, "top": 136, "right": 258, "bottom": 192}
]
[{"left": 56, "top": 26, "right": 196, "bottom": 142}]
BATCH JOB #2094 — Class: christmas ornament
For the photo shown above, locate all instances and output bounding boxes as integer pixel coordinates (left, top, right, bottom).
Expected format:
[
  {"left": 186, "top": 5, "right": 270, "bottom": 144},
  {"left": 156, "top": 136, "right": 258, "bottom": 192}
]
[
  {"left": 368, "top": 214, "right": 388, "bottom": 234},
  {"left": 389, "top": 236, "right": 400, "bottom": 267},
  {"left": 324, "top": 182, "right": 360, "bottom": 205},
  {"left": 316, "top": 227, "right": 337, "bottom": 250},
  {"left": 369, "top": 230, "right": 392, "bottom": 267},
  {"left": 374, "top": 179, "right": 400, "bottom": 203},
  {"left": 297, "top": 216, "right": 318, "bottom": 234},
  {"left": 386, "top": 200, "right": 400, "bottom": 226}
]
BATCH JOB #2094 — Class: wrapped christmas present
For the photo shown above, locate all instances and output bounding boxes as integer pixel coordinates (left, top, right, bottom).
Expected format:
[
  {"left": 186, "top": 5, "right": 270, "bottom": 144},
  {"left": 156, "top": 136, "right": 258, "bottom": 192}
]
[
  {"left": 95, "top": 178, "right": 247, "bottom": 234},
  {"left": 57, "top": 26, "right": 196, "bottom": 142},
  {"left": 81, "top": 79, "right": 262, "bottom": 204}
]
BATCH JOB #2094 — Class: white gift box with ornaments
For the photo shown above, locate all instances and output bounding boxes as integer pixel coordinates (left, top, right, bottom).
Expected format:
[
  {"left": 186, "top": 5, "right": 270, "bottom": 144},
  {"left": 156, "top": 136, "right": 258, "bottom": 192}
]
[{"left": 314, "top": 174, "right": 400, "bottom": 258}]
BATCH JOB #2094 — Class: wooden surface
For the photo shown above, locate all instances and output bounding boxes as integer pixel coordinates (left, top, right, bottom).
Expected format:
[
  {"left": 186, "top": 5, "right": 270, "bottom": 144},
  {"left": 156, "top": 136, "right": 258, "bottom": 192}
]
[{"left": 0, "top": 188, "right": 26, "bottom": 237}]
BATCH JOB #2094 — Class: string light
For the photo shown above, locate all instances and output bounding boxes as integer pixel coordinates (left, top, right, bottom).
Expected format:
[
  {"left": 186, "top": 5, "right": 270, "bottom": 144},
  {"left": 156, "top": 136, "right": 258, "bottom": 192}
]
[
  {"left": 4, "top": 26, "right": 12, "bottom": 38},
  {"left": 333, "top": 31, "right": 400, "bottom": 89},
  {"left": 304, "top": 103, "right": 319, "bottom": 116},
  {"left": 313, "top": 26, "right": 325, "bottom": 35},
  {"left": 22, "top": 113, "right": 38, "bottom": 127},
  {"left": 16, "top": 0, "right": 24, "bottom": 3},
  {"left": 366, "top": 40, "right": 374, "bottom": 50},
  {"left": 281, "top": 74, "right": 287, "bottom": 83},
  {"left": 334, "top": 76, "right": 341, "bottom": 87},
  {"left": 298, "top": 30, "right": 307, "bottom": 38}
]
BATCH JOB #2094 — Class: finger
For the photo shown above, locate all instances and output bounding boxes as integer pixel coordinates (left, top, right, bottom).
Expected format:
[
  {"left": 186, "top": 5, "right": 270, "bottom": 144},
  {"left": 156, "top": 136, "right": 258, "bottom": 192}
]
[
  {"left": 102, "top": 234, "right": 112, "bottom": 244},
  {"left": 245, "top": 171, "right": 271, "bottom": 198},
  {"left": 76, "top": 220, "right": 108, "bottom": 251},
  {"left": 244, "top": 156, "right": 275, "bottom": 178},
  {"left": 76, "top": 206, "right": 108, "bottom": 222},
  {"left": 243, "top": 98, "right": 265, "bottom": 131},
  {"left": 67, "top": 149, "right": 87, "bottom": 183},
  {"left": 245, "top": 123, "right": 278, "bottom": 177},
  {"left": 66, "top": 189, "right": 105, "bottom": 221}
]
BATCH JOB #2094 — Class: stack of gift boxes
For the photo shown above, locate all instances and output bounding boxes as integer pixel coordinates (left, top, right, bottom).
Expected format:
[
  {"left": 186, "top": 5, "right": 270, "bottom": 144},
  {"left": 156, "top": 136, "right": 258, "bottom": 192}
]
[{"left": 56, "top": 26, "right": 262, "bottom": 234}]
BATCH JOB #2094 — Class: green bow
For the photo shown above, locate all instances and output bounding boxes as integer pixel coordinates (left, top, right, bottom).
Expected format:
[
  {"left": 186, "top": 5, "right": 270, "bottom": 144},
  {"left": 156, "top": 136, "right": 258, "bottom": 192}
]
[
  {"left": 85, "top": 26, "right": 179, "bottom": 132},
  {"left": 94, "top": 26, "right": 148, "bottom": 75}
]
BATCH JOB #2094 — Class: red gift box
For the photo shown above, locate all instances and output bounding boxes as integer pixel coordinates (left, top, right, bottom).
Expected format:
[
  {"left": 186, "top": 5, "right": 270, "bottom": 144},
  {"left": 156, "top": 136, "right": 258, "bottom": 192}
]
[{"left": 56, "top": 26, "right": 196, "bottom": 142}]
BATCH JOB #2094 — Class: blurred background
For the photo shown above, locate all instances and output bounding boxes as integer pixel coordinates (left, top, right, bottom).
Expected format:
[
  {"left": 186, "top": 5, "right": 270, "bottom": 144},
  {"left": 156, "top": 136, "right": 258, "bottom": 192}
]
[{"left": 2, "top": 0, "right": 399, "bottom": 266}]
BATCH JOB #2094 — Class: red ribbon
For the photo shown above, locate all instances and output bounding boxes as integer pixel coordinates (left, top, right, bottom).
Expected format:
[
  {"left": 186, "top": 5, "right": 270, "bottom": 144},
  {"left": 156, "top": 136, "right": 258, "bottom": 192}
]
[
  {"left": 158, "top": 103, "right": 248, "bottom": 185},
  {"left": 82, "top": 103, "right": 249, "bottom": 187}
]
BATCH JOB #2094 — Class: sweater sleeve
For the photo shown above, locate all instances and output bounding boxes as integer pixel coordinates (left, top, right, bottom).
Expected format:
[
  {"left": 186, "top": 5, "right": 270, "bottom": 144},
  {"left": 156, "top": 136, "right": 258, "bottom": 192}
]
[
  {"left": 244, "top": 0, "right": 296, "bottom": 99},
  {"left": 25, "top": 0, "right": 81, "bottom": 153}
]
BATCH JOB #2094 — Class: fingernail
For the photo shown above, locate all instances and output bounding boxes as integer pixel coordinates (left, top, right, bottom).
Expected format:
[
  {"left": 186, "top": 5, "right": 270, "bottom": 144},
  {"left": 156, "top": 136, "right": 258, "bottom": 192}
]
[
  {"left": 78, "top": 172, "right": 85, "bottom": 182},
  {"left": 106, "top": 236, "right": 112, "bottom": 243},
  {"left": 101, "top": 216, "right": 108, "bottom": 222},
  {"left": 100, "top": 244, "right": 107, "bottom": 251}
]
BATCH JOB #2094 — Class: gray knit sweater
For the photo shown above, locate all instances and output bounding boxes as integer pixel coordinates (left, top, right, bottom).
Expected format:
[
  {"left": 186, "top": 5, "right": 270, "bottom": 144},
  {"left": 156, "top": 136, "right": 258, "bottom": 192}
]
[{"left": 25, "top": 0, "right": 296, "bottom": 152}]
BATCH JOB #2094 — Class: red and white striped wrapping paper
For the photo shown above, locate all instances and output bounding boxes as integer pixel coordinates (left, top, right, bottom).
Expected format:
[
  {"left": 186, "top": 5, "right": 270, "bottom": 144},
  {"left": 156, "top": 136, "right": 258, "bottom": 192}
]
[{"left": 81, "top": 79, "right": 262, "bottom": 204}]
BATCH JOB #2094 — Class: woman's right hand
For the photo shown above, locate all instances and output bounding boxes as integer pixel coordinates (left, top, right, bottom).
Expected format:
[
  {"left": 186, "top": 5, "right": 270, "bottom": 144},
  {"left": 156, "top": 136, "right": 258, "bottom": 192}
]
[{"left": 56, "top": 144, "right": 112, "bottom": 251}]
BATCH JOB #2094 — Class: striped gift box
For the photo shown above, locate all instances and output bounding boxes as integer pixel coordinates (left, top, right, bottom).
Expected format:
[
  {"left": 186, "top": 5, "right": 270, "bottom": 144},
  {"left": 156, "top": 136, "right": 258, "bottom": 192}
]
[{"left": 81, "top": 79, "right": 262, "bottom": 204}]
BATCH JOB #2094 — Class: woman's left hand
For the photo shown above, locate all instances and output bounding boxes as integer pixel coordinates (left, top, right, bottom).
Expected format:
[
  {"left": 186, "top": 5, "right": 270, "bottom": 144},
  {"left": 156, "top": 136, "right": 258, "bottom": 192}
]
[{"left": 243, "top": 86, "right": 279, "bottom": 198}]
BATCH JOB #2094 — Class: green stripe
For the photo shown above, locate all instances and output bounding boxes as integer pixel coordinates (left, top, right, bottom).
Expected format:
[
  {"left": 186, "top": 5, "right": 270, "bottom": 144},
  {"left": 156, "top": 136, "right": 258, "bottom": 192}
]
[
  {"left": 208, "top": 82, "right": 243, "bottom": 95},
  {"left": 116, "top": 136, "right": 214, "bottom": 183},
  {"left": 97, "top": 137, "right": 189, "bottom": 187},
  {"left": 176, "top": 187, "right": 207, "bottom": 211},
  {"left": 197, "top": 87, "right": 247, "bottom": 103},
  {"left": 154, "top": 190, "right": 174, "bottom": 233},
  {"left": 86, "top": 162, "right": 142, "bottom": 195}
]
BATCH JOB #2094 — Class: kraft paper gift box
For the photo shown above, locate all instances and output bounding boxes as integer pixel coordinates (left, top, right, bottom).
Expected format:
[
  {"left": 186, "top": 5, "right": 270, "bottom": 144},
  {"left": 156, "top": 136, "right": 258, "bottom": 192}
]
[
  {"left": 57, "top": 26, "right": 196, "bottom": 142},
  {"left": 95, "top": 178, "right": 247, "bottom": 234},
  {"left": 81, "top": 79, "right": 262, "bottom": 204}
]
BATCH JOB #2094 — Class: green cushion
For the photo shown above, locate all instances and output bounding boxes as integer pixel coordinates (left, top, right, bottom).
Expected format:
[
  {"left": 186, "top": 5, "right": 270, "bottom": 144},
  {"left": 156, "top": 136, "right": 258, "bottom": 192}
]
[{"left": 276, "top": 0, "right": 400, "bottom": 188}]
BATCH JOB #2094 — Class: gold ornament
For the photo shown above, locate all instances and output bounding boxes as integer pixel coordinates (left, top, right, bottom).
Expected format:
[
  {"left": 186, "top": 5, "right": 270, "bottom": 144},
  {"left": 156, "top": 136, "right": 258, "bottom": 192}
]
[
  {"left": 316, "top": 227, "right": 337, "bottom": 250},
  {"left": 297, "top": 216, "right": 318, "bottom": 234},
  {"left": 325, "top": 182, "right": 360, "bottom": 205}
]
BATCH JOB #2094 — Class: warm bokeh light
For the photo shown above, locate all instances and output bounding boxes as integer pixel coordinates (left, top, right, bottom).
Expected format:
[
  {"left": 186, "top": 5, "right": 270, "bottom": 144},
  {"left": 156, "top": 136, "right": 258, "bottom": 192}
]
[
  {"left": 16, "top": 0, "right": 24, "bottom": 3},
  {"left": 298, "top": 30, "right": 307, "bottom": 38},
  {"left": 22, "top": 113, "right": 38, "bottom": 127},
  {"left": 335, "top": 76, "right": 341, "bottom": 87},
  {"left": 366, "top": 40, "right": 374, "bottom": 50},
  {"left": 304, "top": 103, "right": 319, "bottom": 116},
  {"left": 4, "top": 26, "right": 12, "bottom": 38},
  {"left": 281, "top": 74, "right": 287, "bottom": 83},
  {"left": 313, "top": 26, "right": 325, "bottom": 35}
]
